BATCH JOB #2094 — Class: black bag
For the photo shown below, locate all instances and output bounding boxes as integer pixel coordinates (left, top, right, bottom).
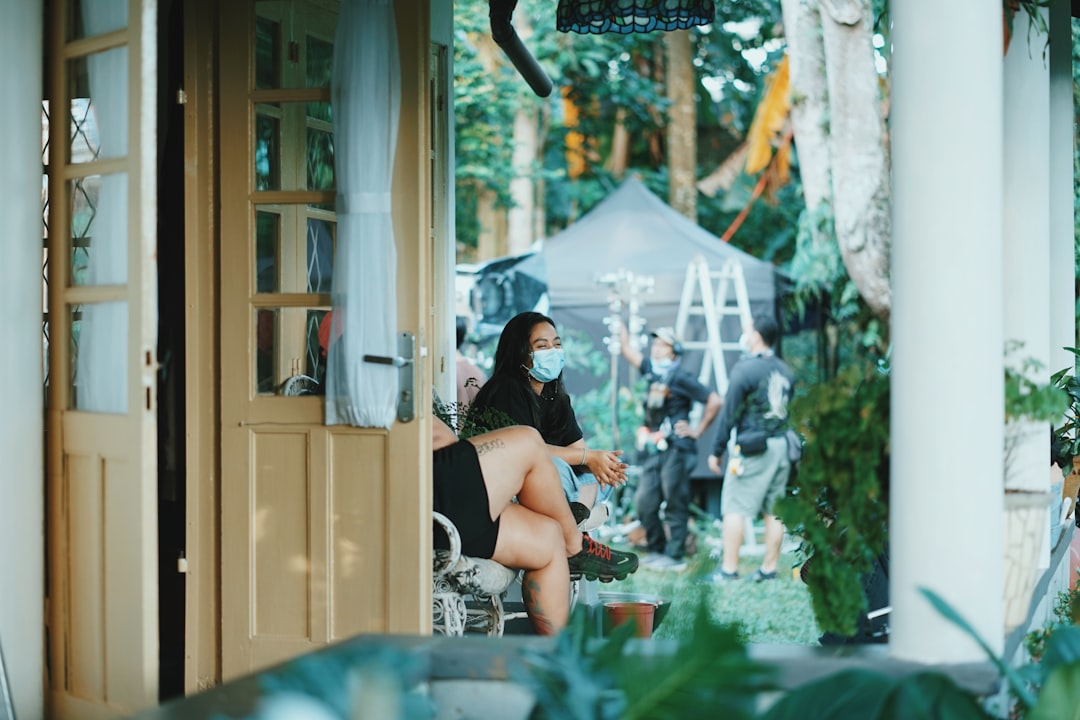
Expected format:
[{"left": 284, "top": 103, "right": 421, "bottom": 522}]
[{"left": 737, "top": 429, "right": 769, "bottom": 456}]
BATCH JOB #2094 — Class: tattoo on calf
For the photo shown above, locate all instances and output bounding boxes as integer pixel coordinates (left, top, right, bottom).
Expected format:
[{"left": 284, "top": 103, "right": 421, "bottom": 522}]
[
  {"left": 521, "top": 576, "right": 554, "bottom": 635},
  {"left": 474, "top": 438, "right": 506, "bottom": 456}
]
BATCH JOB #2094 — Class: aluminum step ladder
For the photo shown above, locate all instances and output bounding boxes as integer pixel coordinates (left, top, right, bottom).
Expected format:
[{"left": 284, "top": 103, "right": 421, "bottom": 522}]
[
  {"left": 673, "top": 254, "right": 752, "bottom": 395},
  {"left": 675, "top": 255, "right": 757, "bottom": 549}
]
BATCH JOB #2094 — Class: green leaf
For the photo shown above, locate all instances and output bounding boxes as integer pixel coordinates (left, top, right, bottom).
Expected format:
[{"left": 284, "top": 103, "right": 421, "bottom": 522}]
[
  {"left": 880, "top": 672, "right": 991, "bottom": 720},
  {"left": 617, "top": 601, "right": 774, "bottom": 720},
  {"left": 1040, "top": 626, "right": 1080, "bottom": 676},
  {"left": 1030, "top": 664, "right": 1080, "bottom": 720},
  {"left": 761, "top": 669, "right": 892, "bottom": 719},
  {"left": 918, "top": 588, "right": 1036, "bottom": 709},
  {"left": 764, "top": 669, "right": 990, "bottom": 720}
]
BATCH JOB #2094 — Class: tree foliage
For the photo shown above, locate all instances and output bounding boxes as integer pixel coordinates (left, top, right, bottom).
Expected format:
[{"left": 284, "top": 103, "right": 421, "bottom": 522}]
[
  {"left": 775, "top": 356, "right": 890, "bottom": 637},
  {"left": 453, "top": 0, "right": 797, "bottom": 265}
]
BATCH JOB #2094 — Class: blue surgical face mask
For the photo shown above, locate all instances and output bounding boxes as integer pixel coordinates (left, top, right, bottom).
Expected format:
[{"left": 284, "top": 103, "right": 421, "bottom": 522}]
[
  {"left": 738, "top": 333, "right": 750, "bottom": 353},
  {"left": 652, "top": 357, "right": 673, "bottom": 373},
  {"left": 529, "top": 348, "right": 565, "bottom": 382}
]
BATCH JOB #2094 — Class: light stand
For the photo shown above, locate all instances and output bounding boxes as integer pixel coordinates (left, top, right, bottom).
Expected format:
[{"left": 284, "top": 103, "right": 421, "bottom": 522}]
[{"left": 596, "top": 269, "right": 654, "bottom": 449}]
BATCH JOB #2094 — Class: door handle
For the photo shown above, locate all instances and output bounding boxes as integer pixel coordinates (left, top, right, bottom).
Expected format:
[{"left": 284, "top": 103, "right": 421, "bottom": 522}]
[
  {"left": 362, "top": 332, "right": 415, "bottom": 423},
  {"left": 362, "top": 354, "right": 412, "bottom": 368}
]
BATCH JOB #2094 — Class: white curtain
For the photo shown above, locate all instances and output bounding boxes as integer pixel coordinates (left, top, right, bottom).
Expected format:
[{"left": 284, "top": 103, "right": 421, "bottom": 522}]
[
  {"left": 325, "top": 0, "right": 401, "bottom": 428},
  {"left": 76, "top": 0, "right": 129, "bottom": 413}
]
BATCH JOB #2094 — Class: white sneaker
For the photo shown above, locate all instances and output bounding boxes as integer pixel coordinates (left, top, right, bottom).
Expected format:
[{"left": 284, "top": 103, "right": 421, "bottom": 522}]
[
  {"left": 643, "top": 557, "right": 686, "bottom": 569},
  {"left": 643, "top": 553, "right": 687, "bottom": 572}
]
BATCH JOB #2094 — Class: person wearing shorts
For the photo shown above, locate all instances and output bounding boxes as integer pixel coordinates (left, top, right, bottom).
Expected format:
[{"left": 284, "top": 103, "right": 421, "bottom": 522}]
[
  {"left": 431, "top": 417, "right": 639, "bottom": 635},
  {"left": 707, "top": 313, "right": 795, "bottom": 583}
]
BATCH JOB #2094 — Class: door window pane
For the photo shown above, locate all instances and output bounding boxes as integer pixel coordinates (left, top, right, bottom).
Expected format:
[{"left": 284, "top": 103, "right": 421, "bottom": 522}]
[
  {"left": 68, "top": 47, "right": 129, "bottom": 162},
  {"left": 256, "top": 307, "right": 330, "bottom": 395},
  {"left": 306, "top": 35, "right": 333, "bottom": 89},
  {"left": 306, "top": 218, "right": 334, "bottom": 294},
  {"left": 307, "top": 117, "right": 334, "bottom": 191},
  {"left": 256, "top": 207, "right": 335, "bottom": 294},
  {"left": 68, "top": 0, "right": 129, "bottom": 40},
  {"left": 254, "top": 102, "right": 333, "bottom": 192},
  {"left": 255, "top": 15, "right": 281, "bottom": 90},
  {"left": 255, "top": 108, "right": 281, "bottom": 191},
  {"left": 70, "top": 173, "right": 129, "bottom": 286},
  {"left": 256, "top": 210, "right": 281, "bottom": 293},
  {"left": 70, "top": 301, "right": 128, "bottom": 413},
  {"left": 254, "top": 1, "right": 336, "bottom": 90}
]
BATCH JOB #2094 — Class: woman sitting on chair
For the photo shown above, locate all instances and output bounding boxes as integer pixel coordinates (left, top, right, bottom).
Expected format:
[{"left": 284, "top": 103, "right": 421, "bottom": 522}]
[
  {"left": 433, "top": 416, "right": 638, "bottom": 635},
  {"left": 471, "top": 312, "right": 628, "bottom": 529}
]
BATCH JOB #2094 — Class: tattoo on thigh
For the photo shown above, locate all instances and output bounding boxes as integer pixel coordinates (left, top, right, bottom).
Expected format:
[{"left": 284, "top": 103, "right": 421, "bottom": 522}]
[{"left": 473, "top": 438, "right": 506, "bottom": 456}]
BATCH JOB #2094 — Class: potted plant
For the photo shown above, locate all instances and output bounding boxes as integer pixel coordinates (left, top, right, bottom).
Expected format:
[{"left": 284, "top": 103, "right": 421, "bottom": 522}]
[{"left": 1050, "top": 347, "right": 1080, "bottom": 518}]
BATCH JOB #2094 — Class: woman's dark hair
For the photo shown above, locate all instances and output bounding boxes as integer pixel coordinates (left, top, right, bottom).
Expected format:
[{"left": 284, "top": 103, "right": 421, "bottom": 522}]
[{"left": 489, "top": 311, "right": 559, "bottom": 383}]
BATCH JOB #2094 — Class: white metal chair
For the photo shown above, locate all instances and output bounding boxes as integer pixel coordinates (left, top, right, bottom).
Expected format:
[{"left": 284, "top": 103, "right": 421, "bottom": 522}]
[{"left": 432, "top": 511, "right": 525, "bottom": 636}]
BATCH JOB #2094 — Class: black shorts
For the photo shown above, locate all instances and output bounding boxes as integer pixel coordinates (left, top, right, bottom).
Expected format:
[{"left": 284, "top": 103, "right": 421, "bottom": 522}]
[{"left": 433, "top": 439, "right": 500, "bottom": 559}]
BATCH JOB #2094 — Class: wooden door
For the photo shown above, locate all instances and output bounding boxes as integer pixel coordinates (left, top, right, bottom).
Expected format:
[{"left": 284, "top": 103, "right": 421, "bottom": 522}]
[
  {"left": 217, "top": 0, "right": 432, "bottom": 679},
  {"left": 45, "top": 0, "right": 160, "bottom": 717}
]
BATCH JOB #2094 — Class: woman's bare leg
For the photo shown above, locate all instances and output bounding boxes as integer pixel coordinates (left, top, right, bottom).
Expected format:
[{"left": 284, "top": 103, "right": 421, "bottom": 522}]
[
  {"left": 468, "top": 426, "right": 582, "bottom": 554},
  {"left": 490, "top": 503, "right": 570, "bottom": 635}
]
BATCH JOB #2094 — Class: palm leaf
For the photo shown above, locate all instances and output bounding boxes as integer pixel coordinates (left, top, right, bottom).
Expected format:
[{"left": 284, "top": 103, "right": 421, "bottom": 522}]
[{"left": 919, "top": 587, "right": 1036, "bottom": 709}]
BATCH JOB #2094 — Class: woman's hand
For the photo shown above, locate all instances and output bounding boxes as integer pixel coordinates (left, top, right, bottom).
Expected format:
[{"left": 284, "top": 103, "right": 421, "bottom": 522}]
[{"left": 585, "top": 448, "right": 629, "bottom": 487}]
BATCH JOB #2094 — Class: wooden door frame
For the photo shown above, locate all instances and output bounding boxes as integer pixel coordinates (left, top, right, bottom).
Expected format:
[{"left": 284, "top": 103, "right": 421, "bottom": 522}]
[{"left": 182, "top": 0, "right": 222, "bottom": 694}]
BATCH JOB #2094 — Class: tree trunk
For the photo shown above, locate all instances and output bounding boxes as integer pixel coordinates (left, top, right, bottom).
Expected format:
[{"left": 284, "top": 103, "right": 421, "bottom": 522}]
[
  {"left": 665, "top": 29, "right": 697, "bottom": 221},
  {"left": 507, "top": 104, "right": 538, "bottom": 255},
  {"left": 781, "top": 0, "right": 830, "bottom": 215},
  {"left": 475, "top": 184, "right": 505, "bottom": 260},
  {"left": 820, "top": 0, "right": 891, "bottom": 318},
  {"left": 605, "top": 107, "right": 631, "bottom": 180},
  {"left": 782, "top": 0, "right": 891, "bottom": 319}
]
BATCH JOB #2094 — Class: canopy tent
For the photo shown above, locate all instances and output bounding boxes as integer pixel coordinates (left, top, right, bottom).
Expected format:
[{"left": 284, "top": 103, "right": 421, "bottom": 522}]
[
  {"left": 539, "top": 176, "right": 779, "bottom": 313},
  {"left": 540, "top": 177, "right": 783, "bottom": 388},
  {"left": 536, "top": 177, "right": 787, "bottom": 481}
]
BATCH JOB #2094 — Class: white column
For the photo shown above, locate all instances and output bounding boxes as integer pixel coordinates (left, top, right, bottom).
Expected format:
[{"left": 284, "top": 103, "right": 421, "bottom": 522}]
[
  {"left": 0, "top": 1, "right": 44, "bottom": 717},
  {"left": 1003, "top": 9, "right": 1052, "bottom": 498},
  {"left": 890, "top": 0, "right": 1004, "bottom": 661},
  {"left": 1048, "top": 2, "right": 1075, "bottom": 376}
]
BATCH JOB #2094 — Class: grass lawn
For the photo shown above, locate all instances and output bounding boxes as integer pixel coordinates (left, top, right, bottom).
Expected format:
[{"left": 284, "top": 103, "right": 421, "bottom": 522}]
[{"left": 602, "top": 523, "right": 822, "bottom": 646}]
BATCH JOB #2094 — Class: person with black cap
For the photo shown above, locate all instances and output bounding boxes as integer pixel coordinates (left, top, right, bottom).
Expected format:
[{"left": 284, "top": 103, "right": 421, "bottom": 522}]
[{"left": 620, "top": 324, "right": 722, "bottom": 570}]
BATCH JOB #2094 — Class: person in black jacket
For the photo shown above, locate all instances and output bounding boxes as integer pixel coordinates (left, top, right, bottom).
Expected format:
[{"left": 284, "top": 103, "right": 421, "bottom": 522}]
[
  {"left": 707, "top": 313, "right": 795, "bottom": 582},
  {"left": 620, "top": 325, "right": 722, "bottom": 570}
]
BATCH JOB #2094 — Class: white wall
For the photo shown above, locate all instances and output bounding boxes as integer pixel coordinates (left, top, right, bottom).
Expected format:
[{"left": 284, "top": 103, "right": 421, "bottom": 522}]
[{"left": 0, "top": 1, "right": 45, "bottom": 717}]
